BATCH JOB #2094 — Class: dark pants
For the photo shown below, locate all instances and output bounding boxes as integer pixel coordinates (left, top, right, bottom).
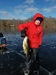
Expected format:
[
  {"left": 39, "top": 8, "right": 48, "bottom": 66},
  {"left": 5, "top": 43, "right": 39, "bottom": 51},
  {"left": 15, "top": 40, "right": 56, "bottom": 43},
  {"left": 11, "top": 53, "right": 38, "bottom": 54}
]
[{"left": 25, "top": 48, "right": 40, "bottom": 74}]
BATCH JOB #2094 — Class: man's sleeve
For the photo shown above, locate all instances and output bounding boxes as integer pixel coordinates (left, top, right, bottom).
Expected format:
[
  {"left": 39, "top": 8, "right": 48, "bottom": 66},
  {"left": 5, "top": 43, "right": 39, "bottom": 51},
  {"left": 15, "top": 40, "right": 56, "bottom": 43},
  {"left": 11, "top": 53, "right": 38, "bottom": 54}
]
[{"left": 18, "top": 22, "right": 29, "bottom": 32}]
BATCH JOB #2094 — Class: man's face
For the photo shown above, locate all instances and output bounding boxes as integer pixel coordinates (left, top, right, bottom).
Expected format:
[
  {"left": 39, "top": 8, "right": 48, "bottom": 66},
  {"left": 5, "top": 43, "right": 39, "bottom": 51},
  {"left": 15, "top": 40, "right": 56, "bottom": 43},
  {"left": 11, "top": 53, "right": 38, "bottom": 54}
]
[{"left": 35, "top": 20, "right": 40, "bottom": 25}]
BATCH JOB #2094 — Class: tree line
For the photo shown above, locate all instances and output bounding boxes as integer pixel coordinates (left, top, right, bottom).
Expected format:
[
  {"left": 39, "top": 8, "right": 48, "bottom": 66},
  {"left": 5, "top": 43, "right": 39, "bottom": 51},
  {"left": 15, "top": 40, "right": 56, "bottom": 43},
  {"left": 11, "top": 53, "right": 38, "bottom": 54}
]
[{"left": 0, "top": 17, "right": 56, "bottom": 34}]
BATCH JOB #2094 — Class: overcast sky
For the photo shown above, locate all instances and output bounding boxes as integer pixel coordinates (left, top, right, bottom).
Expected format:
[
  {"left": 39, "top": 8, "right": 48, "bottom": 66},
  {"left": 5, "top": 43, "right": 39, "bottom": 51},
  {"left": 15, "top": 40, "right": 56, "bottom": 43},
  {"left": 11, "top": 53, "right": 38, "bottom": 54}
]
[{"left": 0, "top": 0, "right": 56, "bottom": 19}]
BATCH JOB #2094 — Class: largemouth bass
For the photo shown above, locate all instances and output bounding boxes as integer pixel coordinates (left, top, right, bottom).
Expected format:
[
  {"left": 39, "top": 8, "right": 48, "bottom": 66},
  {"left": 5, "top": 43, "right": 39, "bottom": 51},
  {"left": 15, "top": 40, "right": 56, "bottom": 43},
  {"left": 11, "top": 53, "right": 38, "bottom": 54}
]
[{"left": 23, "top": 36, "right": 30, "bottom": 56}]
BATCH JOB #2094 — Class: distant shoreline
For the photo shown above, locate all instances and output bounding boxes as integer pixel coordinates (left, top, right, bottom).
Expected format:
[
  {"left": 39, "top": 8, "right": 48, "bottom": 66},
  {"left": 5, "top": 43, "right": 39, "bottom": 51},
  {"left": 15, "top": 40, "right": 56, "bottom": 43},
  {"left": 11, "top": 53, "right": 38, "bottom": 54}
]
[{"left": 0, "top": 17, "right": 56, "bottom": 34}]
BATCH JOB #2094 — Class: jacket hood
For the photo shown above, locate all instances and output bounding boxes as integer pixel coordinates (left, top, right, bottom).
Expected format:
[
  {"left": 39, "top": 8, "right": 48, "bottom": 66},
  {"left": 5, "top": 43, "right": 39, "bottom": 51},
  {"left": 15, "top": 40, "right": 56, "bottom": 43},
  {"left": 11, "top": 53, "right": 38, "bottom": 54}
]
[{"left": 33, "top": 13, "right": 44, "bottom": 22}]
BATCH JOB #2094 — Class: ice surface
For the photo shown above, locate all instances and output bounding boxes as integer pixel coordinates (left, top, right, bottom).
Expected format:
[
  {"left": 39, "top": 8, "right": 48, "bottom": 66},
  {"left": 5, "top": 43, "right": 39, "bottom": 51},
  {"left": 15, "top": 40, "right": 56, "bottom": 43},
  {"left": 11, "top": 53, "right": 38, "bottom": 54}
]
[{"left": 0, "top": 33, "right": 56, "bottom": 75}]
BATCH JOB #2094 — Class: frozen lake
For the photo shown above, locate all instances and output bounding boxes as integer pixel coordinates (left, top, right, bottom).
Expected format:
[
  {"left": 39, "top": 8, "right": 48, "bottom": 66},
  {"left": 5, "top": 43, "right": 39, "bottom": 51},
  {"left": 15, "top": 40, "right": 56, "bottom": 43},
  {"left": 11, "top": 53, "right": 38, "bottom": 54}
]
[{"left": 0, "top": 33, "right": 56, "bottom": 75}]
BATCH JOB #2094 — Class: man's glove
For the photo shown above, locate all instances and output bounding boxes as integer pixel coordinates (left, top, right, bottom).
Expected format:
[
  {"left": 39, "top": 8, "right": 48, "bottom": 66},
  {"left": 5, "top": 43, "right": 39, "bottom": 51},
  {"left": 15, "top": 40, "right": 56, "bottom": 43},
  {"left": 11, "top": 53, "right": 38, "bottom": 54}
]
[
  {"left": 21, "top": 29, "right": 26, "bottom": 37},
  {"left": 39, "top": 45, "right": 42, "bottom": 49},
  {"left": 39, "top": 45, "right": 41, "bottom": 47}
]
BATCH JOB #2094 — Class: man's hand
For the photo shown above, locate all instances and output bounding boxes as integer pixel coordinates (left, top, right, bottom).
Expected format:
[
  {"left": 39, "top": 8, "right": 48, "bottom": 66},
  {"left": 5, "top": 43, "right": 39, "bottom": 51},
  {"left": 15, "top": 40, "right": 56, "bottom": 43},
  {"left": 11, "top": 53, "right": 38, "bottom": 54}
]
[
  {"left": 21, "top": 29, "right": 26, "bottom": 37},
  {"left": 39, "top": 45, "right": 42, "bottom": 49},
  {"left": 39, "top": 45, "right": 41, "bottom": 47},
  {"left": 0, "top": 44, "right": 8, "bottom": 48}
]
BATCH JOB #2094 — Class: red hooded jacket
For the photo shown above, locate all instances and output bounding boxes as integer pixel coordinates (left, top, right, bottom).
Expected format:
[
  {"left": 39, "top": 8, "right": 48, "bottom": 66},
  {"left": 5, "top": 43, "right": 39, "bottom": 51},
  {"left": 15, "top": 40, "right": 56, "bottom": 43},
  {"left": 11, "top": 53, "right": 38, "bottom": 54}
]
[{"left": 18, "top": 13, "right": 44, "bottom": 48}]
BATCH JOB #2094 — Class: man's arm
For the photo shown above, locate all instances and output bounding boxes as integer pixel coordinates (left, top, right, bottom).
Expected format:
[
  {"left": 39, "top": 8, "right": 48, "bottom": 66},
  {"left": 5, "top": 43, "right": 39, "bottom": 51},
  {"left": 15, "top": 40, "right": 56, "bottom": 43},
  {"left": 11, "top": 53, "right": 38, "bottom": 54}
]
[
  {"left": 18, "top": 22, "right": 29, "bottom": 37},
  {"left": 18, "top": 22, "right": 29, "bottom": 31}
]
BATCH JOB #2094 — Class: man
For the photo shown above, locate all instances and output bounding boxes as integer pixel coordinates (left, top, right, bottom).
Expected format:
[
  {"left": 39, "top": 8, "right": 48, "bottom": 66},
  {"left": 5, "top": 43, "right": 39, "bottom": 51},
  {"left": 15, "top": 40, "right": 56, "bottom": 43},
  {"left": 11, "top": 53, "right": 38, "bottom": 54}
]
[
  {"left": 0, "top": 33, "right": 7, "bottom": 50},
  {"left": 18, "top": 13, "right": 44, "bottom": 75}
]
